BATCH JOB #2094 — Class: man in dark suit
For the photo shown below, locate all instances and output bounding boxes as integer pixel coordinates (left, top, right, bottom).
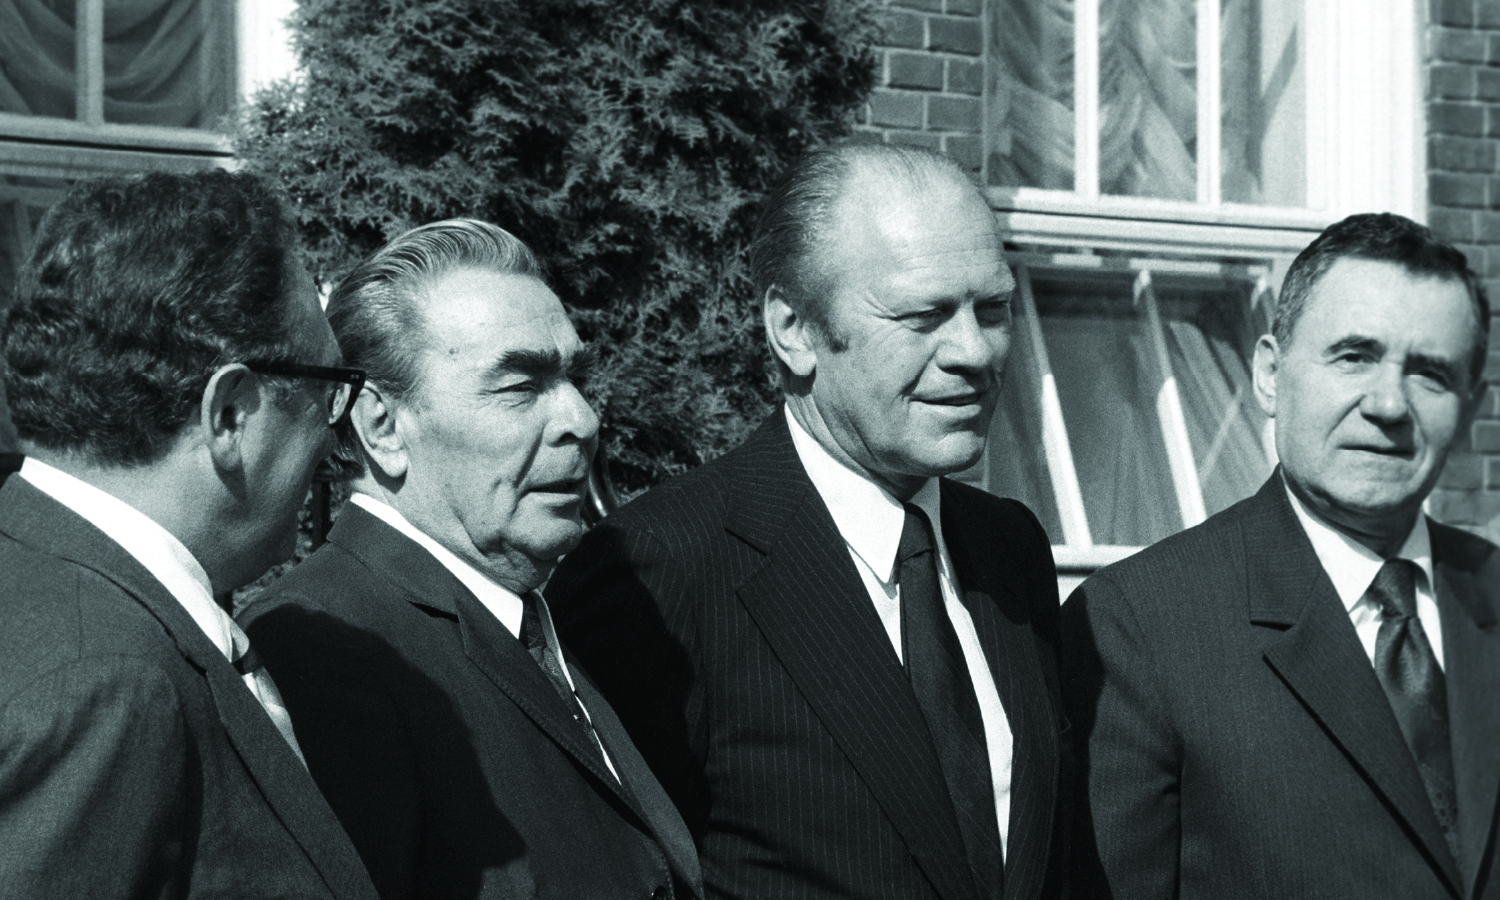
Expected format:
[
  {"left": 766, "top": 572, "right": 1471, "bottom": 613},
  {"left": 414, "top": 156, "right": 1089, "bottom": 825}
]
[
  {"left": 1063, "top": 212, "right": 1500, "bottom": 899},
  {"left": 0, "top": 172, "right": 377, "bottom": 899},
  {"left": 548, "top": 143, "right": 1067, "bottom": 900},
  {"left": 240, "top": 219, "right": 703, "bottom": 900}
]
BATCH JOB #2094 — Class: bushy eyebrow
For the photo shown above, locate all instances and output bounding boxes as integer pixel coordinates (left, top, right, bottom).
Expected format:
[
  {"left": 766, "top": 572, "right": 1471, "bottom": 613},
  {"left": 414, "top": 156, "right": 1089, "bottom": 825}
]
[
  {"left": 487, "top": 344, "right": 600, "bottom": 383},
  {"left": 1325, "top": 336, "right": 1464, "bottom": 378}
]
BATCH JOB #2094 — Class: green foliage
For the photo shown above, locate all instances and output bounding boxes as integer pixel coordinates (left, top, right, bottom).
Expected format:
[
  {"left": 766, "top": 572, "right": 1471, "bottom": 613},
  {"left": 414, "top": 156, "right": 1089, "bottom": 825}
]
[{"left": 237, "top": 0, "right": 882, "bottom": 494}]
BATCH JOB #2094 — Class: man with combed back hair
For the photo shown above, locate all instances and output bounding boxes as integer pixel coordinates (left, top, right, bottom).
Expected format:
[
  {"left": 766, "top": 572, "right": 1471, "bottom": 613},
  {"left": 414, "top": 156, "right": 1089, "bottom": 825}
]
[
  {"left": 240, "top": 218, "right": 703, "bottom": 900},
  {"left": 548, "top": 142, "right": 1069, "bottom": 900},
  {"left": 1063, "top": 212, "right": 1500, "bottom": 899},
  {"left": 0, "top": 171, "right": 377, "bottom": 899}
]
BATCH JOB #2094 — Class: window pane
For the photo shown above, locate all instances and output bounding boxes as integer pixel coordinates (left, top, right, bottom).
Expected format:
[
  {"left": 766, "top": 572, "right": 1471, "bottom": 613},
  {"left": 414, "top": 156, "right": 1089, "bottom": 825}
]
[
  {"left": 104, "top": 0, "right": 232, "bottom": 127},
  {"left": 1158, "top": 279, "right": 1273, "bottom": 515},
  {"left": 1099, "top": 0, "right": 1198, "bottom": 201},
  {"left": 987, "top": 0, "right": 1074, "bottom": 190},
  {"left": 988, "top": 295, "right": 1063, "bottom": 541},
  {"left": 1220, "top": 0, "right": 1306, "bottom": 205},
  {"left": 0, "top": 0, "right": 77, "bottom": 119},
  {"left": 1035, "top": 272, "right": 1181, "bottom": 546}
]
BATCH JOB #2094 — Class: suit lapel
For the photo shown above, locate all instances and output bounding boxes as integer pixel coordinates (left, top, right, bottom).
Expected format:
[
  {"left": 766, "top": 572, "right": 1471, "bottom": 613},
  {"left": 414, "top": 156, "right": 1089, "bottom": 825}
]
[
  {"left": 1245, "top": 477, "right": 1463, "bottom": 895},
  {"left": 725, "top": 417, "right": 979, "bottom": 900},
  {"left": 328, "top": 507, "right": 646, "bottom": 825},
  {"left": 941, "top": 483, "right": 1059, "bottom": 900},
  {"left": 0, "top": 479, "right": 376, "bottom": 900},
  {"left": 573, "top": 669, "right": 705, "bottom": 897},
  {"left": 1433, "top": 524, "right": 1500, "bottom": 898}
]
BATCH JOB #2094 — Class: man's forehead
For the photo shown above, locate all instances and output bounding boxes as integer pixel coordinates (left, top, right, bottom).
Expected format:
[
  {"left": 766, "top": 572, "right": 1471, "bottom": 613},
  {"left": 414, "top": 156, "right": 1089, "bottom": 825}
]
[{"left": 414, "top": 267, "right": 577, "bottom": 365}]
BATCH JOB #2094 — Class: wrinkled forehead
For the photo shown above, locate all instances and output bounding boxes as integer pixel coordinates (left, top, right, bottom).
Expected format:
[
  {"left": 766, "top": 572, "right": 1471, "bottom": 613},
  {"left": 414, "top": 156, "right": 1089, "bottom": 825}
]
[{"left": 411, "top": 267, "right": 578, "bottom": 366}]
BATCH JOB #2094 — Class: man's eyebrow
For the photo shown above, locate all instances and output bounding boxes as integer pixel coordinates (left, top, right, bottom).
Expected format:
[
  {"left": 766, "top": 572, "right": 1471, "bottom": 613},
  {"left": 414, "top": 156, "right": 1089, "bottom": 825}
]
[
  {"left": 487, "top": 344, "right": 600, "bottom": 381},
  {"left": 1325, "top": 335, "right": 1382, "bottom": 356}
]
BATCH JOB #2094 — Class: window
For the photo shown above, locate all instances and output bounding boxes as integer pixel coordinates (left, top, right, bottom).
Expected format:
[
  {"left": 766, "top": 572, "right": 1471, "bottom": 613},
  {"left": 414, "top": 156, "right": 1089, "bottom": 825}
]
[{"left": 976, "top": 0, "right": 1422, "bottom": 577}]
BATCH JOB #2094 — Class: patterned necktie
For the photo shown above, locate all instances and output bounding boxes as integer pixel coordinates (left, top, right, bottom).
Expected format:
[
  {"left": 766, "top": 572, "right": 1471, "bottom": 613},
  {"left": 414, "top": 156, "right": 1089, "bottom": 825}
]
[
  {"left": 233, "top": 644, "right": 307, "bottom": 767},
  {"left": 519, "top": 592, "right": 610, "bottom": 772},
  {"left": 899, "top": 504, "right": 1005, "bottom": 899},
  {"left": 1368, "top": 558, "right": 1460, "bottom": 864}
]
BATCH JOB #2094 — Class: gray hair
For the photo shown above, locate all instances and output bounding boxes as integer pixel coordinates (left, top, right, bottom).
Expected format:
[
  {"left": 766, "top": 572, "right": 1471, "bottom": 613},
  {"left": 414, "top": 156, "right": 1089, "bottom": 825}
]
[{"left": 325, "top": 218, "right": 544, "bottom": 475}]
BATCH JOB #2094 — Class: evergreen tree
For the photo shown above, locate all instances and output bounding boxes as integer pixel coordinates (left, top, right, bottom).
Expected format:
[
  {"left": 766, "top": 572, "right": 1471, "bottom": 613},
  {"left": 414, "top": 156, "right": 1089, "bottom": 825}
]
[{"left": 238, "top": 0, "right": 882, "bottom": 494}]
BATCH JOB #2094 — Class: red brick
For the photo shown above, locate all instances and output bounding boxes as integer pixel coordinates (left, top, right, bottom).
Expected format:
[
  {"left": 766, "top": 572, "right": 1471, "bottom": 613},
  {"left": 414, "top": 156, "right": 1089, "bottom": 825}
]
[
  {"left": 1491, "top": 33, "right": 1500, "bottom": 65},
  {"left": 1436, "top": 0, "right": 1475, "bottom": 27},
  {"left": 946, "top": 0, "right": 983, "bottom": 15},
  {"left": 847, "top": 128, "right": 887, "bottom": 146},
  {"left": 929, "top": 16, "right": 982, "bottom": 55},
  {"left": 1475, "top": 421, "right": 1500, "bottom": 453},
  {"left": 1480, "top": 0, "right": 1500, "bottom": 28},
  {"left": 1431, "top": 206, "right": 1478, "bottom": 243},
  {"left": 1489, "top": 459, "right": 1500, "bottom": 490},
  {"left": 886, "top": 129, "right": 943, "bottom": 151},
  {"left": 1430, "top": 135, "right": 1497, "bottom": 172},
  {"left": 1431, "top": 172, "right": 1486, "bottom": 206},
  {"left": 1489, "top": 106, "right": 1500, "bottom": 139},
  {"left": 1431, "top": 101, "right": 1485, "bottom": 135},
  {"left": 868, "top": 89, "right": 925, "bottom": 128},
  {"left": 1440, "top": 452, "right": 1484, "bottom": 489},
  {"left": 1479, "top": 68, "right": 1500, "bottom": 102},
  {"left": 947, "top": 58, "right": 983, "bottom": 95},
  {"left": 944, "top": 133, "right": 982, "bottom": 170},
  {"left": 1433, "top": 27, "right": 1488, "bottom": 62},
  {"left": 927, "top": 93, "right": 982, "bottom": 131},
  {"left": 880, "top": 9, "right": 925, "bottom": 49},
  {"left": 1481, "top": 211, "right": 1500, "bottom": 241},
  {"left": 1487, "top": 349, "right": 1500, "bottom": 382},
  {"left": 890, "top": 0, "right": 943, "bottom": 11},
  {"left": 1432, "top": 64, "right": 1476, "bottom": 100},
  {"left": 888, "top": 52, "right": 944, "bottom": 90}
]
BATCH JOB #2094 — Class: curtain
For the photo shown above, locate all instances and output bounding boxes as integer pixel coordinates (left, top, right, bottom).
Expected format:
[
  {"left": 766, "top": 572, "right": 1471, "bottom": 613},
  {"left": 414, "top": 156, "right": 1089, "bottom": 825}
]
[
  {"left": 1098, "top": 0, "right": 1198, "bottom": 200},
  {"left": 988, "top": 0, "right": 1075, "bottom": 190},
  {"left": 0, "top": 0, "right": 230, "bottom": 128},
  {"left": 1036, "top": 276, "right": 1183, "bottom": 547},
  {"left": 1220, "top": 0, "right": 1306, "bottom": 206},
  {"left": 1160, "top": 285, "right": 1273, "bottom": 516}
]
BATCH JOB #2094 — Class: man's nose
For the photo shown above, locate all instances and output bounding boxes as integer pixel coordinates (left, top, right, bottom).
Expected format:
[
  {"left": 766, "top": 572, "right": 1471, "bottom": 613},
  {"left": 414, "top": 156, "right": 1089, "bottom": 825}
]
[
  {"left": 937, "top": 307, "right": 1005, "bottom": 372},
  {"left": 552, "top": 381, "right": 601, "bottom": 445},
  {"left": 1360, "top": 363, "right": 1411, "bottom": 424}
]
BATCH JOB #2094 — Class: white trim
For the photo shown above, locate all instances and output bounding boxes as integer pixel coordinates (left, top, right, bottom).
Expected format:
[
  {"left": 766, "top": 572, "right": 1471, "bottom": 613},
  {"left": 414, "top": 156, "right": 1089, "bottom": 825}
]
[
  {"left": 76, "top": 0, "right": 104, "bottom": 127},
  {"left": 1053, "top": 544, "right": 1139, "bottom": 571},
  {"left": 0, "top": 114, "right": 234, "bottom": 155},
  {"left": 1196, "top": 0, "right": 1221, "bottom": 207},
  {"left": 1135, "top": 270, "right": 1208, "bottom": 527},
  {"left": 994, "top": 208, "right": 1321, "bottom": 256},
  {"left": 987, "top": 187, "right": 1334, "bottom": 229},
  {"left": 0, "top": 140, "right": 229, "bottom": 180},
  {"left": 1075, "top": 0, "right": 1100, "bottom": 200}
]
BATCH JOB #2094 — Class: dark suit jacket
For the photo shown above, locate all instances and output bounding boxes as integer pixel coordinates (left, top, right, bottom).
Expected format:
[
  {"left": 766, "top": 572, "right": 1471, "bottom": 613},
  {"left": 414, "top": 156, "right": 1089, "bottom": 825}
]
[
  {"left": 547, "top": 412, "right": 1068, "bottom": 900},
  {"left": 239, "top": 503, "right": 703, "bottom": 900},
  {"left": 0, "top": 477, "right": 378, "bottom": 900},
  {"left": 1062, "top": 474, "right": 1500, "bottom": 900}
]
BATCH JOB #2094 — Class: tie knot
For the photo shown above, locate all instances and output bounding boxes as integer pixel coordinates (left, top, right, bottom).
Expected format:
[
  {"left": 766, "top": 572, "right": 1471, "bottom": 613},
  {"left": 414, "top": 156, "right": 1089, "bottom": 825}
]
[
  {"left": 1368, "top": 558, "right": 1418, "bottom": 619},
  {"left": 232, "top": 644, "right": 263, "bottom": 677},
  {"left": 898, "top": 504, "right": 935, "bottom": 564}
]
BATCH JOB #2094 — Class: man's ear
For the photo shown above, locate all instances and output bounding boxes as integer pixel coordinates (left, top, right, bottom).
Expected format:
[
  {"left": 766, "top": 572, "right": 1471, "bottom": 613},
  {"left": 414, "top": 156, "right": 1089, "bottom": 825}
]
[
  {"left": 1251, "top": 334, "right": 1280, "bottom": 418},
  {"left": 350, "top": 383, "right": 410, "bottom": 480},
  {"left": 763, "top": 286, "right": 819, "bottom": 379},
  {"left": 201, "top": 364, "right": 257, "bottom": 472}
]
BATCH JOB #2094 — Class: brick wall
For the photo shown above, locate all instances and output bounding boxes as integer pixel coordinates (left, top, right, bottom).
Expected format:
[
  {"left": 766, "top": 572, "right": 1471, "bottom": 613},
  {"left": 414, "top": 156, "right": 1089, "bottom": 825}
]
[
  {"left": 853, "top": 0, "right": 986, "bottom": 169},
  {"left": 1425, "top": 0, "right": 1500, "bottom": 543}
]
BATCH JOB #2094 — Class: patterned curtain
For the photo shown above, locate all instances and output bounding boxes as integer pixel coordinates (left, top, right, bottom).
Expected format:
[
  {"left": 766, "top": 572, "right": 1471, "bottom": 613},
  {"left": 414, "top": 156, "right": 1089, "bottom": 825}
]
[
  {"left": 1098, "top": 0, "right": 1198, "bottom": 200},
  {"left": 0, "top": 0, "right": 231, "bottom": 128}
]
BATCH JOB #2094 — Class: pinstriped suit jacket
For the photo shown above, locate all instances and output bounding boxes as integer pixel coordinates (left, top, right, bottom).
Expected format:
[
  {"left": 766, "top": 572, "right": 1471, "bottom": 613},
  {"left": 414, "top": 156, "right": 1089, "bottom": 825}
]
[
  {"left": 1062, "top": 474, "right": 1500, "bottom": 899},
  {"left": 549, "top": 412, "right": 1068, "bottom": 900}
]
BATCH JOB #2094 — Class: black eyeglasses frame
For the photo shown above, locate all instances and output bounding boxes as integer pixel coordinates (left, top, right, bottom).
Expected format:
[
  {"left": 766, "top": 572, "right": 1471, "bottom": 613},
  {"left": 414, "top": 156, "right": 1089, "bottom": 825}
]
[{"left": 245, "top": 361, "right": 367, "bottom": 426}]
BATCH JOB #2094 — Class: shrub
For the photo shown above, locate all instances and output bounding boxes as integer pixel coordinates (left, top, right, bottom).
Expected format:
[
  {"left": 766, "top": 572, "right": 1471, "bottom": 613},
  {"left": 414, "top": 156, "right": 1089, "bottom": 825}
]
[{"left": 237, "top": 0, "right": 882, "bottom": 494}]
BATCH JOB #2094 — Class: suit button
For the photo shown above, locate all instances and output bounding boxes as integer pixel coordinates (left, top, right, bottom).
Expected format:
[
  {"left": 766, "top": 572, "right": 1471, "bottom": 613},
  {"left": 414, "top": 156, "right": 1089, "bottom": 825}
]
[{"left": 650, "top": 888, "right": 668, "bottom": 900}]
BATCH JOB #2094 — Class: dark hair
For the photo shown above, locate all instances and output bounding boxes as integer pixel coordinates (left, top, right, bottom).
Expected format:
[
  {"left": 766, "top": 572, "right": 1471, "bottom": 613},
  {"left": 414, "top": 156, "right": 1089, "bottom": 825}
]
[
  {"left": 749, "top": 142, "right": 984, "bottom": 362},
  {"left": 325, "top": 217, "right": 543, "bottom": 477},
  {"left": 3, "top": 170, "right": 305, "bottom": 465},
  {"left": 1276, "top": 212, "right": 1490, "bottom": 385}
]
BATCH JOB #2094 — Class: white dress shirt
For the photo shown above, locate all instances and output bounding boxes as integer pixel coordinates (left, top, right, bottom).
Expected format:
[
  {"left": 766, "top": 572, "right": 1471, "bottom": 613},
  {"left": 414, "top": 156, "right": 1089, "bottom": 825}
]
[
  {"left": 349, "top": 492, "right": 619, "bottom": 779},
  {"left": 19, "top": 457, "right": 306, "bottom": 763},
  {"left": 1285, "top": 485, "right": 1444, "bottom": 670},
  {"left": 786, "top": 407, "right": 1014, "bottom": 857}
]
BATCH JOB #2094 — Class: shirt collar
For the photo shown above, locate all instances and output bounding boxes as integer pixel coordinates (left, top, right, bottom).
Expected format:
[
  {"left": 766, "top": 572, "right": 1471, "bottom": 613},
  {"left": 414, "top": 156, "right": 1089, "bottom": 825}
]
[
  {"left": 19, "top": 456, "right": 245, "bottom": 662},
  {"left": 785, "top": 407, "right": 941, "bottom": 583},
  {"left": 1282, "top": 480, "right": 1433, "bottom": 612},
  {"left": 349, "top": 492, "right": 525, "bottom": 638}
]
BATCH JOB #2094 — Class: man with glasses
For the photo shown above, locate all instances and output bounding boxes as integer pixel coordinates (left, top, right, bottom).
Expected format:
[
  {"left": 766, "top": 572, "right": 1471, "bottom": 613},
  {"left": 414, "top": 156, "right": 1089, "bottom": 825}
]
[
  {"left": 0, "top": 171, "right": 378, "bottom": 899},
  {"left": 239, "top": 219, "right": 702, "bottom": 900}
]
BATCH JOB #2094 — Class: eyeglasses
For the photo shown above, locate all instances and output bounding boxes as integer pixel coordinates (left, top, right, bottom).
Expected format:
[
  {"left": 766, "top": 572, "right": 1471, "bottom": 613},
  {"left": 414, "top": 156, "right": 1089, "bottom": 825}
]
[{"left": 245, "top": 361, "right": 367, "bottom": 426}]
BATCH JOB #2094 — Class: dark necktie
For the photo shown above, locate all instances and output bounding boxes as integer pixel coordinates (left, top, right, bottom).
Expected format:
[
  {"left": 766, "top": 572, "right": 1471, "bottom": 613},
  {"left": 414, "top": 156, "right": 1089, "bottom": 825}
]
[
  {"left": 1369, "top": 558, "right": 1460, "bottom": 864},
  {"left": 519, "top": 592, "right": 609, "bottom": 766},
  {"left": 899, "top": 504, "right": 1005, "bottom": 899}
]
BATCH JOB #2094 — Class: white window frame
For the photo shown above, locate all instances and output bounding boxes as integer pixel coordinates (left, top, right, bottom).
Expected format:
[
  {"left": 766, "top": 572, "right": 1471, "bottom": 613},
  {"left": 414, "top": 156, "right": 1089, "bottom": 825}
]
[{"left": 978, "top": 0, "right": 1424, "bottom": 587}]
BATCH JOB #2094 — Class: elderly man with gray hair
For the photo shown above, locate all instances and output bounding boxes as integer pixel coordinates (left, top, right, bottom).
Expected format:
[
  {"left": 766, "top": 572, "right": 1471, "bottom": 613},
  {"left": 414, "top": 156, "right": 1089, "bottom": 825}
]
[{"left": 240, "top": 218, "right": 702, "bottom": 900}]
